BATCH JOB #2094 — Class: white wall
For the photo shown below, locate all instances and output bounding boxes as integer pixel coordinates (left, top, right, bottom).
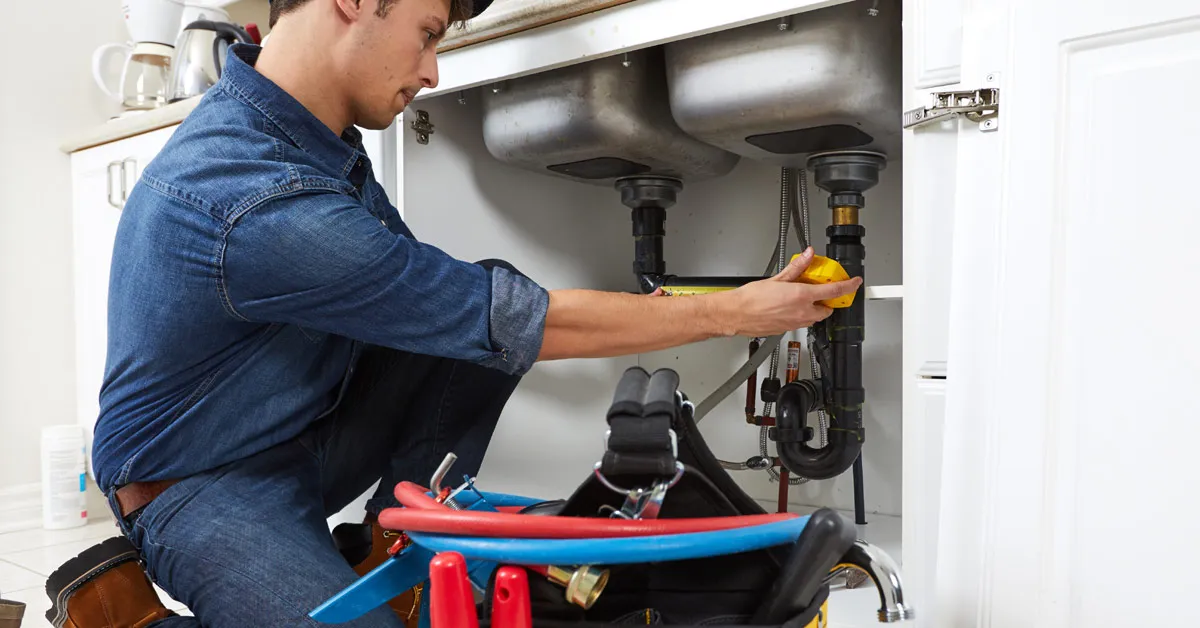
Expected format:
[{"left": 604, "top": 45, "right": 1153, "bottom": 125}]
[
  {"left": 0, "top": 2, "right": 128, "bottom": 523},
  {"left": 403, "top": 90, "right": 904, "bottom": 516}
]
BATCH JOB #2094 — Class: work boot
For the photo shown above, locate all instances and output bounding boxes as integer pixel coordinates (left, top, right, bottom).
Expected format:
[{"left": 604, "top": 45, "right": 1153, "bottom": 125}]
[
  {"left": 332, "top": 516, "right": 422, "bottom": 627},
  {"left": 44, "top": 536, "right": 175, "bottom": 628},
  {"left": 0, "top": 598, "right": 25, "bottom": 628}
]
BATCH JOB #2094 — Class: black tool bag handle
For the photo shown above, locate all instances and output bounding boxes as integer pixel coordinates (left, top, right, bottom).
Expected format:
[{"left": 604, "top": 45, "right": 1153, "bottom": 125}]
[{"left": 598, "top": 367, "right": 681, "bottom": 485}]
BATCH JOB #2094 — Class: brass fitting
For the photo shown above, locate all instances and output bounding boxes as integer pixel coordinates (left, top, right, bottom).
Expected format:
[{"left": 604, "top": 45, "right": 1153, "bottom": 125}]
[
  {"left": 833, "top": 205, "right": 860, "bottom": 226},
  {"left": 545, "top": 565, "right": 610, "bottom": 609}
]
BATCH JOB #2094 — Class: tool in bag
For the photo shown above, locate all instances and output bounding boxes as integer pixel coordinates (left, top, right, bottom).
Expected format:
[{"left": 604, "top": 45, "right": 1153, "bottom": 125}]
[{"left": 310, "top": 367, "right": 913, "bottom": 626}]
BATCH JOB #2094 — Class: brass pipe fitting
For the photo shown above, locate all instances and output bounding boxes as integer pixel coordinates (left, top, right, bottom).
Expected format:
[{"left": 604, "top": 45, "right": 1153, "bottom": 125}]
[
  {"left": 832, "top": 205, "right": 860, "bottom": 226},
  {"left": 545, "top": 565, "right": 610, "bottom": 609}
]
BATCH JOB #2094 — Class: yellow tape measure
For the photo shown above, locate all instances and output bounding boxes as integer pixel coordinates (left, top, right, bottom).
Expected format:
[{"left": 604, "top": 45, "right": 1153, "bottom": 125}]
[
  {"left": 792, "top": 254, "right": 856, "bottom": 309},
  {"left": 660, "top": 255, "right": 856, "bottom": 308}
]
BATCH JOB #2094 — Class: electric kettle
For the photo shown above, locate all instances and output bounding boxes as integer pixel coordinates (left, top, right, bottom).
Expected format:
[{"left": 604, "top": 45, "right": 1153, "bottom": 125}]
[{"left": 168, "top": 21, "right": 253, "bottom": 102}]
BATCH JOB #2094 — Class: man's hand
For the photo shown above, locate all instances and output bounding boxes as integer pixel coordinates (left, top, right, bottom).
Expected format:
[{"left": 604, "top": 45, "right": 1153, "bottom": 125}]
[{"left": 715, "top": 247, "right": 862, "bottom": 337}]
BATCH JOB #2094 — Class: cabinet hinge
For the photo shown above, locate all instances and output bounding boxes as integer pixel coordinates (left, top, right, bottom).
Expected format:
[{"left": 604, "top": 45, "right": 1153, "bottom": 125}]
[
  {"left": 903, "top": 73, "right": 1000, "bottom": 132},
  {"left": 411, "top": 110, "right": 435, "bottom": 145}
]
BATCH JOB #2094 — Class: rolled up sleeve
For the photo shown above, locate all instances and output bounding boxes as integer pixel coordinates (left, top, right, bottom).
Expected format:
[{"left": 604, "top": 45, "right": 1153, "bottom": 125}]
[
  {"left": 221, "top": 189, "right": 547, "bottom": 375},
  {"left": 488, "top": 264, "right": 549, "bottom": 372}
]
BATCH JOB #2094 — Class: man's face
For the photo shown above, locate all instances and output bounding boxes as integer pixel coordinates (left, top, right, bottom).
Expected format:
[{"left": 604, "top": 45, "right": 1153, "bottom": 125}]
[{"left": 346, "top": 0, "right": 449, "bottom": 129}]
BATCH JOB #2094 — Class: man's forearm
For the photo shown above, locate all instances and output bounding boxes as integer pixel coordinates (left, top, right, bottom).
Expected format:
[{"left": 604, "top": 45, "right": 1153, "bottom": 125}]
[{"left": 536, "top": 289, "right": 736, "bottom": 362}]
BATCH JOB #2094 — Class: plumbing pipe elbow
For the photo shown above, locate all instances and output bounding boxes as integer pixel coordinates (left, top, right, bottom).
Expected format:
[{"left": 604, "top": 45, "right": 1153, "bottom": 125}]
[
  {"left": 774, "top": 381, "right": 863, "bottom": 480},
  {"left": 637, "top": 273, "right": 666, "bottom": 294}
]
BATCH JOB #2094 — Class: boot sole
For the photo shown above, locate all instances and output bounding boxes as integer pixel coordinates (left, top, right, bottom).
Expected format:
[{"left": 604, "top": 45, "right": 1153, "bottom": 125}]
[{"left": 44, "top": 536, "right": 140, "bottom": 628}]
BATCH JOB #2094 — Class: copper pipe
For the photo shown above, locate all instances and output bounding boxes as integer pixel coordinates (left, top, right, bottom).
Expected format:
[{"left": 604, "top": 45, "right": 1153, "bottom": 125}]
[{"left": 746, "top": 339, "right": 759, "bottom": 423}]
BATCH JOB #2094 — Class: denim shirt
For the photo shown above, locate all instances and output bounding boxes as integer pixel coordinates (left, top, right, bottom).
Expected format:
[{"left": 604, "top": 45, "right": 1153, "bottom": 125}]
[{"left": 92, "top": 45, "right": 549, "bottom": 492}]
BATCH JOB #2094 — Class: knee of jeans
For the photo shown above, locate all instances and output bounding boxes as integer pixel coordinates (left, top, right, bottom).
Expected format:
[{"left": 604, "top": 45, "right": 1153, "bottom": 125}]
[{"left": 475, "top": 258, "right": 527, "bottom": 280}]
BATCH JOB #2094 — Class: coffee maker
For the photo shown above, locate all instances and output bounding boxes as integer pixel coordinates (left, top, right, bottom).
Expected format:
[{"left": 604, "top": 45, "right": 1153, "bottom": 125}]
[{"left": 92, "top": 0, "right": 185, "bottom": 113}]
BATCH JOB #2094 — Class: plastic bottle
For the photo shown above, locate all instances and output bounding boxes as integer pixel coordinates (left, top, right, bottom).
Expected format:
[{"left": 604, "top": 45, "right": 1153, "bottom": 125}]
[{"left": 40, "top": 425, "right": 88, "bottom": 530}]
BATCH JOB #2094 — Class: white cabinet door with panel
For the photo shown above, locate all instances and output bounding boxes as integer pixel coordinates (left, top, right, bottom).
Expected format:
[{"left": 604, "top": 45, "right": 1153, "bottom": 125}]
[
  {"left": 71, "top": 126, "right": 177, "bottom": 477},
  {"left": 900, "top": 0, "right": 965, "bottom": 624},
  {"left": 934, "top": 1, "right": 1200, "bottom": 626}
]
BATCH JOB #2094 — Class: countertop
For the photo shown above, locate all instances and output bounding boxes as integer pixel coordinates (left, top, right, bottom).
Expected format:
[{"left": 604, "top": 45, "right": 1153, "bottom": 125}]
[{"left": 60, "top": 97, "right": 201, "bottom": 154}]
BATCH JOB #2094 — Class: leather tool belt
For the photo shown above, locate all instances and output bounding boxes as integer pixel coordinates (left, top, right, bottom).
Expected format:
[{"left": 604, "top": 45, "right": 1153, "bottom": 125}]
[{"left": 115, "top": 479, "right": 179, "bottom": 519}]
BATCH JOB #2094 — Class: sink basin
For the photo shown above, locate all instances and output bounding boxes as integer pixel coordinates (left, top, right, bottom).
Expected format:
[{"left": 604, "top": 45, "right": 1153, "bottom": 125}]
[
  {"left": 664, "top": 0, "right": 901, "bottom": 164},
  {"left": 481, "top": 47, "right": 740, "bottom": 186}
]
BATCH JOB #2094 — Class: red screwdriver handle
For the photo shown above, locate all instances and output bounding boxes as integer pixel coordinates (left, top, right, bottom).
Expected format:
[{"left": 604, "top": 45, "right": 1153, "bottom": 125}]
[
  {"left": 491, "top": 567, "right": 532, "bottom": 628},
  {"left": 429, "top": 552, "right": 479, "bottom": 628}
]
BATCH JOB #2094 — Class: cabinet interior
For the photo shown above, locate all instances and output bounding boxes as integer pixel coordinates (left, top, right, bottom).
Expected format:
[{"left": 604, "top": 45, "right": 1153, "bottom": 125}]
[{"left": 398, "top": 1, "right": 908, "bottom": 519}]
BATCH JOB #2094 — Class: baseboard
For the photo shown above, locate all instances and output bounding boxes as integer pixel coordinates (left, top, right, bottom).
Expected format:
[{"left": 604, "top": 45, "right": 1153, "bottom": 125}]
[{"left": 0, "top": 483, "right": 42, "bottom": 534}]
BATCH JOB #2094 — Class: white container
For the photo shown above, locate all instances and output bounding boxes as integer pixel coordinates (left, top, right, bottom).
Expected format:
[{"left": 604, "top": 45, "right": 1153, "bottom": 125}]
[{"left": 40, "top": 425, "right": 88, "bottom": 530}]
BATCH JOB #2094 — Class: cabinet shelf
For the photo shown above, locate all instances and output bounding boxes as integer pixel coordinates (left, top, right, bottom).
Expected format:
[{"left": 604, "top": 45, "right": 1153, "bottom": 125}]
[{"left": 866, "top": 285, "right": 903, "bottom": 301}]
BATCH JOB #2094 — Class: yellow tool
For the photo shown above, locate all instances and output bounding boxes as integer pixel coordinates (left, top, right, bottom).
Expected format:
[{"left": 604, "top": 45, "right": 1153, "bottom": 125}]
[
  {"left": 659, "top": 255, "right": 856, "bottom": 309},
  {"left": 792, "top": 254, "right": 856, "bottom": 309}
]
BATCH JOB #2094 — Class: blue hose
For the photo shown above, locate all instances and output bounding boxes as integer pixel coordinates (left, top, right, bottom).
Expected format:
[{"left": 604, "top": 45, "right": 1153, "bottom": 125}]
[{"left": 406, "top": 515, "right": 811, "bottom": 565}]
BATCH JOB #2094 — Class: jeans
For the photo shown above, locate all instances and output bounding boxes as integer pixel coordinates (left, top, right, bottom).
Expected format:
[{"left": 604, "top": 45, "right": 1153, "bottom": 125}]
[{"left": 105, "top": 272, "right": 525, "bottom": 626}]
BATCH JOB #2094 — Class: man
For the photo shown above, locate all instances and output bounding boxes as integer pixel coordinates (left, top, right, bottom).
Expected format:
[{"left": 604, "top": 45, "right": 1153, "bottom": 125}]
[{"left": 46, "top": 0, "right": 861, "bottom": 626}]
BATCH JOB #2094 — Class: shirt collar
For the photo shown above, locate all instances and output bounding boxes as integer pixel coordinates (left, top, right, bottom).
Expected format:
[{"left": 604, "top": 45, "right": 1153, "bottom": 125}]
[{"left": 219, "top": 44, "right": 369, "bottom": 184}]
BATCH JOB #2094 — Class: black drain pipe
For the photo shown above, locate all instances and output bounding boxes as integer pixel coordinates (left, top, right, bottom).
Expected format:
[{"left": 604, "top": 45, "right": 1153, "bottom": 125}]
[
  {"left": 773, "top": 224, "right": 867, "bottom": 481},
  {"left": 773, "top": 151, "right": 881, "bottom": 485},
  {"left": 616, "top": 155, "right": 880, "bottom": 486},
  {"left": 621, "top": 176, "right": 761, "bottom": 295}
]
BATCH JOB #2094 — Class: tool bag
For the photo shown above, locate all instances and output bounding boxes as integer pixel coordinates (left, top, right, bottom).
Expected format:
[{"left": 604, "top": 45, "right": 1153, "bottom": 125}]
[{"left": 473, "top": 366, "right": 861, "bottom": 627}]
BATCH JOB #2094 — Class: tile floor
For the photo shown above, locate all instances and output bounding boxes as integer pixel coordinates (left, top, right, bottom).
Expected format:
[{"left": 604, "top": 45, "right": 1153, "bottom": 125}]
[
  {"left": 0, "top": 515, "right": 189, "bottom": 628},
  {"left": 0, "top": 510, "right": 902, "bottom": 628}
]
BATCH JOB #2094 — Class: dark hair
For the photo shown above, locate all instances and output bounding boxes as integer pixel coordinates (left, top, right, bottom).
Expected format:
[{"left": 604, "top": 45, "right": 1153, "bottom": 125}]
[{"left": 269, "top": 0, "right": 476, "bottom": 29}]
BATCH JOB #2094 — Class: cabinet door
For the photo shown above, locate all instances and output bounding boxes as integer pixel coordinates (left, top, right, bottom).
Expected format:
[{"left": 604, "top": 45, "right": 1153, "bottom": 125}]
[
  {"left": 904, "top": 373, "right": 947, "bottom": 627},
  {"left": 934, "top": 1, "right": 1200, "bottom": 626},
  {"left": 901, "top": 0, "right": 965, "bottom": 624},
  {"left": 71, "top": 127, "right": 176, "bottom": 479}
]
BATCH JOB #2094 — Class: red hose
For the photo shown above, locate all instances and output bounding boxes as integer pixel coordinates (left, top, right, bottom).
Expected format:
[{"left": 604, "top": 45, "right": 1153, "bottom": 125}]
[{"left": 382, "top": 481, "right": 799, "bottom": 539}]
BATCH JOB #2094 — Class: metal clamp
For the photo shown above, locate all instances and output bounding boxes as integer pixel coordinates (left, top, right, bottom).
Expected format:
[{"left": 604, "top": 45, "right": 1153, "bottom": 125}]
[
  {"left": 903, "top": 76, "right": 1000, "bottom": 132},
  {"left": 592, "top": 461, "right": 685, "bottom": 520},
  {"left": 410, "top": 110, "right": 435, "bottom": 145}
]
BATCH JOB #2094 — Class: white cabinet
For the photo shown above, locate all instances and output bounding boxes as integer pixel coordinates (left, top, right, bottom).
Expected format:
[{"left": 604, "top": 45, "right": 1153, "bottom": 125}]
[
  {"left": 71, "top": 125, "right": 177, "bottom": 479},
  {"left": 901, "top": 0, "right": 964, "bottom": 625}
]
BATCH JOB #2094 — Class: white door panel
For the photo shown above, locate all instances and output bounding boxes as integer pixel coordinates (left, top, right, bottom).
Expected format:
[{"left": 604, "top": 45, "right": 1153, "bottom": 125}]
[
  {"left": 935, "top": 2, "right": 1200, "bottom": 626},
  {"left": 904, "top": 378, "right": 946, "bottom": 627},
  {"left": 901, "top": 0, "right": 965, "bottom": 624},
  {"left": 910, "top": 0, "right": 964, "bottom": 87}
]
